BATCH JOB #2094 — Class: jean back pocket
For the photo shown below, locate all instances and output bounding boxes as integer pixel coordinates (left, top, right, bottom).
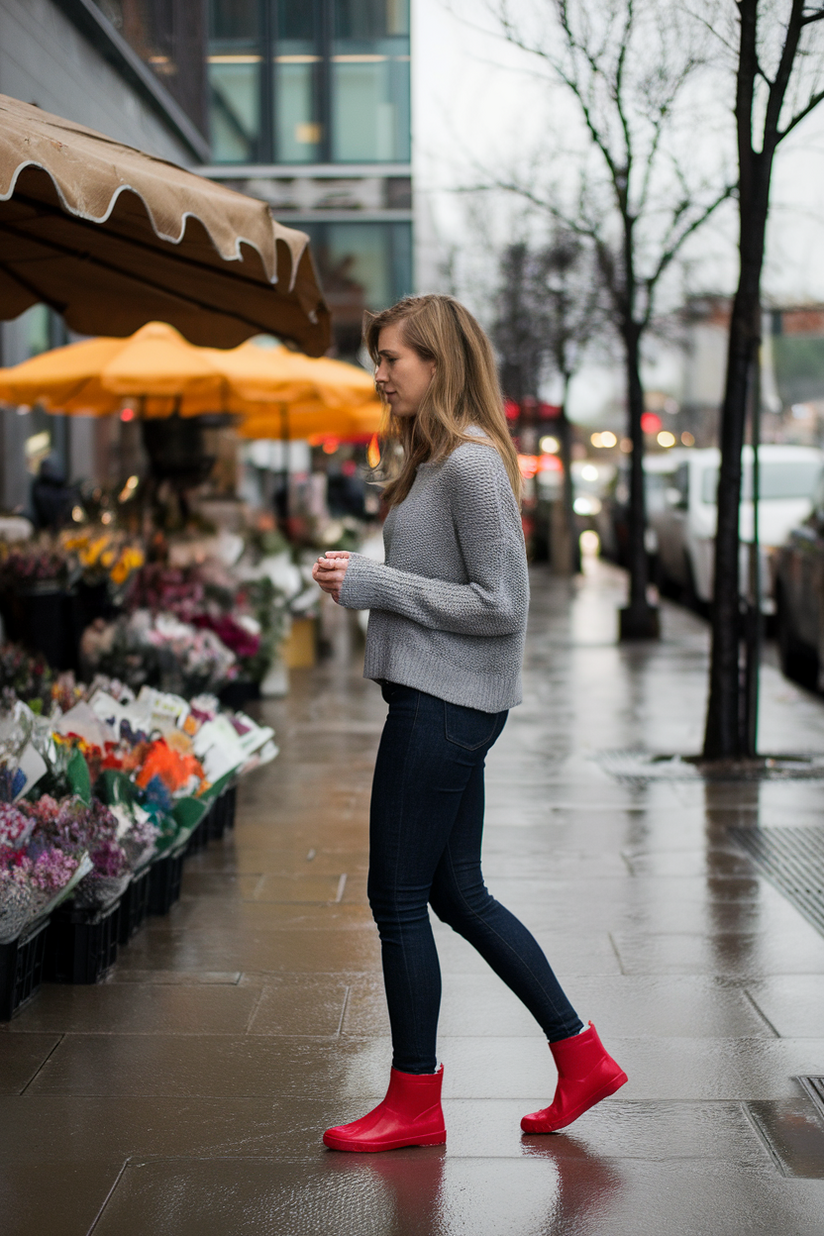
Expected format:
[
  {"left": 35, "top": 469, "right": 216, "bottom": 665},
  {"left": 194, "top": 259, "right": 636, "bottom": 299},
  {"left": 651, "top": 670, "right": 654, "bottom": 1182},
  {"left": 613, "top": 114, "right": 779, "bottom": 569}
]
[{"left": 443, "top": 700, "right": 505, "bottom": 751}]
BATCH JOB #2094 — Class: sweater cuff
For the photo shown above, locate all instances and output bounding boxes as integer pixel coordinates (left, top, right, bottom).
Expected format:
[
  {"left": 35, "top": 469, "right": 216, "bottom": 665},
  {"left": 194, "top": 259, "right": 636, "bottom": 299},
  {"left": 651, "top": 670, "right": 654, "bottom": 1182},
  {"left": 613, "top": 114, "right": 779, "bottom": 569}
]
[{"left": 339, "top": 553, "right": 382, "bottom": 610}]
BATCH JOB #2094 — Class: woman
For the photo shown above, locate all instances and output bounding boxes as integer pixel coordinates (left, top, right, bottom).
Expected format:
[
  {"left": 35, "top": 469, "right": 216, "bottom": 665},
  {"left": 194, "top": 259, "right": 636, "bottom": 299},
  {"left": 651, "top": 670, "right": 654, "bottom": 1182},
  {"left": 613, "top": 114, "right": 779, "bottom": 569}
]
[{"left": 313, "top": 295, "right": 626, "bottom": 1152}]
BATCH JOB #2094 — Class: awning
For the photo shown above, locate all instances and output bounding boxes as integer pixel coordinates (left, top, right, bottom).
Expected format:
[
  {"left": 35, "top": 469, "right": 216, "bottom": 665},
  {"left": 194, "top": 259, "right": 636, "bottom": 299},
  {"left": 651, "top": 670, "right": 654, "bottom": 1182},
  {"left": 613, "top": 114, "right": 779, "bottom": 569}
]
[{"left": 0, "top": 94, "right": 330, "bottom": 354}]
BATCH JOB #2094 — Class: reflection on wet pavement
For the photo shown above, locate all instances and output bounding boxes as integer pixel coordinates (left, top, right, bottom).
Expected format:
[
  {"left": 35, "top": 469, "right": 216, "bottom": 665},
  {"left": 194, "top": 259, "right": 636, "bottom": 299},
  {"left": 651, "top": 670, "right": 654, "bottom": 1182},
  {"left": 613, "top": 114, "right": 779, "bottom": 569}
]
[{"left": 4, "top": 561, "right": 824, "bottom": 1234}]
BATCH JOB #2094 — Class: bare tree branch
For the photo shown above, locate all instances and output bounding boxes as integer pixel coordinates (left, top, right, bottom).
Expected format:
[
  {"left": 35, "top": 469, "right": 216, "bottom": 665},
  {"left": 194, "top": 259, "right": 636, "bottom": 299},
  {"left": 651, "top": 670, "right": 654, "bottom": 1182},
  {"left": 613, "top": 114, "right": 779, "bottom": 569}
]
[{"left": 778, "top": 84, "right": 824, "bottom": 137}]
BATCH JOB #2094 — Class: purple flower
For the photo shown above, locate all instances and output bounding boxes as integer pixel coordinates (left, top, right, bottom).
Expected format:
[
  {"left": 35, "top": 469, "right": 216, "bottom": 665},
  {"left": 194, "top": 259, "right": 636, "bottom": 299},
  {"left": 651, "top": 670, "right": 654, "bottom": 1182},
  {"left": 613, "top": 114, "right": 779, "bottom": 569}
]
[
  {"left": 88, "top": 838, "right": 128, "bottom": 878},
  {"left": 30, "top": 847, "right": 78, "bottom": 892}
]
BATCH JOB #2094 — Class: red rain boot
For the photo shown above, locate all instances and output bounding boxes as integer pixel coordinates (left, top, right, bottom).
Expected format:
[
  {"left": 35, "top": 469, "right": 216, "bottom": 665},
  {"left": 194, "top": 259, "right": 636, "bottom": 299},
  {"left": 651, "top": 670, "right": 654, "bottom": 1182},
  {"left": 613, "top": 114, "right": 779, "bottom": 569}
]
[
  {"left": 521, "top": 1022, "right": 627, "bottom": 1133},
  {"left": 323, "top": 1065, "right": 446, "bottom": 1152}
]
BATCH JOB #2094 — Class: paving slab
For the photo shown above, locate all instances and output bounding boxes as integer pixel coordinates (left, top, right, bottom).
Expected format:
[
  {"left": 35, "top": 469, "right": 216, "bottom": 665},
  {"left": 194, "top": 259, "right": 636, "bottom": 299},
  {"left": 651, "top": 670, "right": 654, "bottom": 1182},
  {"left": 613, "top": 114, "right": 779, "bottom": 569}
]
[
  {"left": 2, "top": 1161, "right": 125, "bottom": 1236},
  {"left": 0, "top": 1032, "right": 62, "bottom": 1093},
  {"left": 87, "top": 1155, "right": 824, "bottom": 1236}
]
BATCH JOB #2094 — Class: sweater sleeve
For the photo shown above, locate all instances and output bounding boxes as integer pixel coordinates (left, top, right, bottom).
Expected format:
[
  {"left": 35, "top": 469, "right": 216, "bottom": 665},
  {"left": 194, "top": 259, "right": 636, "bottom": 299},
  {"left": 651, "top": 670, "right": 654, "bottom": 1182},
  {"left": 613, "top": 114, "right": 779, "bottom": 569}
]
[{"left": 338, "top": 446, "right": 528, "bottom": 637}]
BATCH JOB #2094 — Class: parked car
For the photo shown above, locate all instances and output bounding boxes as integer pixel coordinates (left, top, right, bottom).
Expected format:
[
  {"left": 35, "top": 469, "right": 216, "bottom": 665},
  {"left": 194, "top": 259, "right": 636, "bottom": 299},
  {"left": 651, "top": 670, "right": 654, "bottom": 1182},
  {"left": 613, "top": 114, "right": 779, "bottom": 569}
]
[
  {"left": 773, "top": 469, "right": 824, "bottom": 688},
  {"left": 650, "top": 444, "right": 823, "bottom": 612},
  {"left": 598, "top": 450, "right": 690, "bottom": 566}
]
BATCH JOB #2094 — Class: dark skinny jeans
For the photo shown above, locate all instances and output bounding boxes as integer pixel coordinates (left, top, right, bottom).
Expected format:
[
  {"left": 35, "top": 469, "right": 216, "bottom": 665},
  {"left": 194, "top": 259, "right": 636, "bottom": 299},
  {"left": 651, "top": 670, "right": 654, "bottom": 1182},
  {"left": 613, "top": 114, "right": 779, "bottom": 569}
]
[{"left": 368, "top": 683, "right": 583, "bottom": 1074}]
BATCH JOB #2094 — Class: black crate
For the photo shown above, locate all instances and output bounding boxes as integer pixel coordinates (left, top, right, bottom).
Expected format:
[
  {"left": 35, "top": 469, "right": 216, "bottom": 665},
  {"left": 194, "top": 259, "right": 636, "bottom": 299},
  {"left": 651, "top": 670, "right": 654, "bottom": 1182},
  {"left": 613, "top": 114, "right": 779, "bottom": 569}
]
[
  {"left": 205, "top": 796, "right": 226, "bottom": 841},
  {"left": 224, "top": 784, "right": 238, "bottom": 830},
  {"left": 117, "top": 865, "right": 152, "bottom": 945},
  {"left": 147, "top": 848, "right": 185, "bottom": 916},
  {"left": 0, "top": 916, "right": 50, "bottom": 1020},
  {"left": 44, "top": 900, "right": 120, "bottom": 984},
  {"left": 184, "top": 818, "right": 208, "bottom": 858},
  {"left": 218, "top": 679, "right": 260, "bottom": 710}
]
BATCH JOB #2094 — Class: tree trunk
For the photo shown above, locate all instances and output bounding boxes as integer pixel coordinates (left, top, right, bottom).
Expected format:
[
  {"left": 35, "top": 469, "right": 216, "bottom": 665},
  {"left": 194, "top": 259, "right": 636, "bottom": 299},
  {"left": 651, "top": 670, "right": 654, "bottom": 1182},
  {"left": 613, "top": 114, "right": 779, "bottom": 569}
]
[
  {"left": 619, "top": 321, "right": 659, "bottom": 638},
  {"left": 555, "top": 377, "right": 580, "bottom": 575},
  {"left": 703, "top": 154, "right": 771, "bottom": 757}
]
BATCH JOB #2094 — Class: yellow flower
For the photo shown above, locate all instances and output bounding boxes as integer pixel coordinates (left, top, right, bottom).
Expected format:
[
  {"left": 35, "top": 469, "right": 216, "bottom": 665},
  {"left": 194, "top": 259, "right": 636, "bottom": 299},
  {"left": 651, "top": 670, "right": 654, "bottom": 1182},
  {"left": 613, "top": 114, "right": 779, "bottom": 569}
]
[{"left": 108, "top": 544, "right": 143, "bottom": 585}]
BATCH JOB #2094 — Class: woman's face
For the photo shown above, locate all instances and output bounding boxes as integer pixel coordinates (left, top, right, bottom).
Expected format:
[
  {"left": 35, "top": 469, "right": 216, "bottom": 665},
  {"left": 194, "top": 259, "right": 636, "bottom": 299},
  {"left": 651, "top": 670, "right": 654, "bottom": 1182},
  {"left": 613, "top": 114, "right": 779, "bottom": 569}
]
[{"left": 374, "top": 323, "right": 435, "bottom": 418}]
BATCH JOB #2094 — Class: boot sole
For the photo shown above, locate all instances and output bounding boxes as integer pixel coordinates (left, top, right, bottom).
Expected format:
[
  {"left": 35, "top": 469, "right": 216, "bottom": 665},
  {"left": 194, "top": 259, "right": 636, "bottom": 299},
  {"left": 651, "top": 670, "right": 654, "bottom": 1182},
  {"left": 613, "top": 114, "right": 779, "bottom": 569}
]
[
  {"left": 520, "top": 1070, "right": 628, "bottom": 1134},
  {"left": 323, "top": 1131, "right": 446, "bottom": 1153}
]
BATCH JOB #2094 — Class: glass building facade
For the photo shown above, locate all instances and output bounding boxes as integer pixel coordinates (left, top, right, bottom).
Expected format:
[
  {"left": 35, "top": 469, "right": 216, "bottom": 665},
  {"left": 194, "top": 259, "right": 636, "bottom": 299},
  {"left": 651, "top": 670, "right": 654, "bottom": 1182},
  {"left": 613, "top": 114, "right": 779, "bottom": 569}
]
[
  {"left": 208, "top": 0, "right": 410, "bottom": 165},
  {"left": 207, "top": 0, "right": 413, "bottom": 354}
]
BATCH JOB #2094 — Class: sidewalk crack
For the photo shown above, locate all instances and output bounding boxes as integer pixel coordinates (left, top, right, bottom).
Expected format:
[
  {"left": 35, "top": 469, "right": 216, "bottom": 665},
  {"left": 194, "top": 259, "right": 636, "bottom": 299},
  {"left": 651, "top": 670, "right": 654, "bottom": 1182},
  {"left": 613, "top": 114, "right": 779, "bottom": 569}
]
[
  {"left": 742, "top": 987, "right": 781, "bottom": 1037},
  {"left": 337, "top": 985, "right": 351, "bottom": 1037},
  {"left": 20, "top": 1033, "right": 64, "bottom": 1095},
  {"left": 85, "top": 1157, "right": 131, "bottom": 1235},
  {"left": 607, "top": 932, "right": 627, "bottom": 975}
]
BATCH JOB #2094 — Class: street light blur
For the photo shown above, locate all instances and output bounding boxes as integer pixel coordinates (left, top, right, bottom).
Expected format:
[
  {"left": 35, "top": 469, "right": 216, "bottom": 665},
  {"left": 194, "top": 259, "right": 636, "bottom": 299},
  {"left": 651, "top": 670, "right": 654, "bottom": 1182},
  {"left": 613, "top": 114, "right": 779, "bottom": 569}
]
[
  {"left": 640, "top": 412, "right": 662, "bottom": 435},
  {"left": 591, "top": 430, "right": 617, "bottom": 448},
  {"left": 539, "top": 434, "right": 560, "bottom": 454},
  {"left": 657, "top": 430, "right": 676, "bottom": 447}
]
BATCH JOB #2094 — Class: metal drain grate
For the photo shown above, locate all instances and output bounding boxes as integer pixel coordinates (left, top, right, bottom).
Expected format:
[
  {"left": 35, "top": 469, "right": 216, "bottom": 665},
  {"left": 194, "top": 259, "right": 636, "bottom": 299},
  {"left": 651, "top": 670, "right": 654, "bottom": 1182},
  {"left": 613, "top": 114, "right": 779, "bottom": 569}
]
[
  {"left": 729, "top": 826, "right": 824, "bottom": 937},
  {"left": 597, "top": 750, "right": 824, "bottom": 784},
  {"left": 597, "top": 752, "right": 701, "bottom": 784},
  {"left": 798, "top": 1077, "right": 824, "bottom": 1121}
]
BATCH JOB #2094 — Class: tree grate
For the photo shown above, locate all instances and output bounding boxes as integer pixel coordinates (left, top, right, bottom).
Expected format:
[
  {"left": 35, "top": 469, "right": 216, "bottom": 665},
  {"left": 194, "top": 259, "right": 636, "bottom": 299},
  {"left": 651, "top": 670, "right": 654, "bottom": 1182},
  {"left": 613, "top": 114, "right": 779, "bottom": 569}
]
[
  {"left": 729, "top": 825, "right": 824, "bottom": 937},
  {"left": 797, "top": 1077, "right": 824, "bottom": 1122},
  {"left": 597, "top": 751, "right": 824, "bottom": 785}
]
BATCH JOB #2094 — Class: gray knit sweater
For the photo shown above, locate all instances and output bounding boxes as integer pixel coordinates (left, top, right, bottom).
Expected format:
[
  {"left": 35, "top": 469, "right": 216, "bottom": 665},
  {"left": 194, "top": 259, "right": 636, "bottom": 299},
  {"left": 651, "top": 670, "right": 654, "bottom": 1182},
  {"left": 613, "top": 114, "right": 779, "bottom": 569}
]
[{"left": 338, "top": 439, "right": 529, "bottom": 712}]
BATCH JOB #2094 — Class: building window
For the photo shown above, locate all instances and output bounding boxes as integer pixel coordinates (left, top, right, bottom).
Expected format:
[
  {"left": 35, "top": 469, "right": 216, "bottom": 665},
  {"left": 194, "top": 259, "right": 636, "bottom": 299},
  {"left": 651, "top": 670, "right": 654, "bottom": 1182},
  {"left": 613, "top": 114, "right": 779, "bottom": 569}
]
[
  {"left": 298, "top": 221, "right": 412, "bottom": 355},
  {"left": 274, "top": 1, "right": 322, "bottom": 163},
  {"left": 208, "top": 0, "right": 263, "bottom": 163},
  {"left": 332, "top": 0, "right": 410, "bottom": 162},
  {"left": 208, "top": 0, "right": 410, "bottom": 164}
]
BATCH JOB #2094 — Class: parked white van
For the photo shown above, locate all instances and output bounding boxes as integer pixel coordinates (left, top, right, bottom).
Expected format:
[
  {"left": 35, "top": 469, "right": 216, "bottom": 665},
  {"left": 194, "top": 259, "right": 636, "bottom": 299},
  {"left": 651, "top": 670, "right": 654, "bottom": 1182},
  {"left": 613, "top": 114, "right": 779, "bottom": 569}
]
[{"left": 650, "top": 444, "right": 824, "bottom": 610}]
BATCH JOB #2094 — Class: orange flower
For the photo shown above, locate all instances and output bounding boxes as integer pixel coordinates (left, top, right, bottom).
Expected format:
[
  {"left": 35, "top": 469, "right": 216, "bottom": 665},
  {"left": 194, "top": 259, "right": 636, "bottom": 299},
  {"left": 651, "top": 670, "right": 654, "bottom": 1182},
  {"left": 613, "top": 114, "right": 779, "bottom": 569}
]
[{"left": 135, "top": 738, "right": 205, "bottom": 792}]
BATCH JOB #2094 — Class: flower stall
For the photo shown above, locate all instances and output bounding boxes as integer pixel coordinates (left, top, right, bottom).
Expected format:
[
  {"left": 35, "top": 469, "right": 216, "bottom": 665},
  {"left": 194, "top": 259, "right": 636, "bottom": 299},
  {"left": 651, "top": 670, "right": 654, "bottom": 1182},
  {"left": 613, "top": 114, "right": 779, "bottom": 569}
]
[{"left": 0, "top": 659, "right": 277, "bottom": 1017}]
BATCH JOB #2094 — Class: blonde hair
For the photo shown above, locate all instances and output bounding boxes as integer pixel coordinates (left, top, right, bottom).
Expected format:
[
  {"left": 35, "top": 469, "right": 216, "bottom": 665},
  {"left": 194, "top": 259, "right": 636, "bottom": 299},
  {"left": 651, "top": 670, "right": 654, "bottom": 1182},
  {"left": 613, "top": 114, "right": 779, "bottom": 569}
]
[{"left": 364, "top": 294, "right": 522, "bottom": 507}]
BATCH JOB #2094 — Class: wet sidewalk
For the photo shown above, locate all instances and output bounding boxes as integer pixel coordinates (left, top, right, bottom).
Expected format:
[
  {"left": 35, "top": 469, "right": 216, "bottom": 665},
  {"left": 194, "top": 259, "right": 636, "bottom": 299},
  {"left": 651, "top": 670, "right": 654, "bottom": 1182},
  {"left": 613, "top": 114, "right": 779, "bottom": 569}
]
[{"left": 4, "top": 560, "right": 824, "bottom": 1235}]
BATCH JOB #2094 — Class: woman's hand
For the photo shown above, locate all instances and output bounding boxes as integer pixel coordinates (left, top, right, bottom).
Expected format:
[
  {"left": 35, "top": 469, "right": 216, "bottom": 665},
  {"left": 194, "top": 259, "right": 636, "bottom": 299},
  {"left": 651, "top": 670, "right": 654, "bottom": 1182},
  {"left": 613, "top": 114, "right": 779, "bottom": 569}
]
[{"left": 312, "top": 550, "right": 350, "bottom": 604}]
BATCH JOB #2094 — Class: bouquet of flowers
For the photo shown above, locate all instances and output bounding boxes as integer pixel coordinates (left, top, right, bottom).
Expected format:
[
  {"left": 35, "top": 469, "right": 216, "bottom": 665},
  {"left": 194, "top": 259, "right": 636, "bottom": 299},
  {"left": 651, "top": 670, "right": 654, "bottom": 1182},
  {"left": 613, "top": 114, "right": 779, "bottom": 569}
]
[
  {"left": 61, "top": 529, "right": 145, "bottom": 590},
  {"left": 0, "top": 539, "right": 69, "bottom": 591},
  {"left": 25, "top": 793, "right": 130, "bottom": 909},
  {"left": 80, "top": 610, "right": 237, "bottom": 697},
  {"left": 0, "top": 798, "right": 92, "bottom": 941},
  {"left": 125, "top": 562, "right": 207, "bottom": 620},
  {"left": 0, "top": 646, "right": 84, "bottom": 716}
]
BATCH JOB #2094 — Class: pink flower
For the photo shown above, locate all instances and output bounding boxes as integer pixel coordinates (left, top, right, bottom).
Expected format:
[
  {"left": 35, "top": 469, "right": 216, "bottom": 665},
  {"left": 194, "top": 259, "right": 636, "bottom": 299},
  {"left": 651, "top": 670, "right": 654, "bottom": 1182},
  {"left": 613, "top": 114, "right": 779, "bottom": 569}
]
[
  {"left": 0, "top": 803, "right": 32, "bottom": 847},
  {"left": 30, "top": 848, "right": 78, "bottom": 891}
]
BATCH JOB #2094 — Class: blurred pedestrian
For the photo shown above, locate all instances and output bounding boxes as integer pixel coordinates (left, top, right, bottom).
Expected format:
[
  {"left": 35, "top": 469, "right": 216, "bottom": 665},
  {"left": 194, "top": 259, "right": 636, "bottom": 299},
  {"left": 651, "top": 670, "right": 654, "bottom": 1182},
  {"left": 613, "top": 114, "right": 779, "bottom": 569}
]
[
  {"left": 313, "top": 294, "right": 626, "bottom": 1152},
  {"left": 30, "top": 454, "right": 75, "bottom": 531}
]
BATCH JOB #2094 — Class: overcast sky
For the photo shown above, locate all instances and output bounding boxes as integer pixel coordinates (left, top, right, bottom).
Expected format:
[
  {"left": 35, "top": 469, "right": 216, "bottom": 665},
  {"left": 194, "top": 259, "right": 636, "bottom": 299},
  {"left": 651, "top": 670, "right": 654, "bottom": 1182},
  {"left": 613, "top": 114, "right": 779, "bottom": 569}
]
[{"left": 411, "top": 0, "right": 824, "bottom": 421}]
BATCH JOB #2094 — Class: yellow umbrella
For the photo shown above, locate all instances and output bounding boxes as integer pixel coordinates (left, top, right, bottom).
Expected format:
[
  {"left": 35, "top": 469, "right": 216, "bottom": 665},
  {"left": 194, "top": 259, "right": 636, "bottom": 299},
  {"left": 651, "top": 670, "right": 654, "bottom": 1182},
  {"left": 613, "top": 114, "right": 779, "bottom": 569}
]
[
  {"left": 0, "top": 334, "right": 124, "bottom": 415},
  {"left": 213, "top": 341, "right": 381, "bottom": 442},
  {"left": 238, "top": 396, "right": 384, "bottom": 441},
  {"left": 0, "top": 324, "right": 380, "bottom": 432},
  {"left": 203, "top": 340, "right": 377, "bottom": 411},
  {"left": 0, "top": 322, "right": 228, "bottom": 417}
]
